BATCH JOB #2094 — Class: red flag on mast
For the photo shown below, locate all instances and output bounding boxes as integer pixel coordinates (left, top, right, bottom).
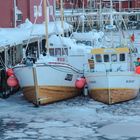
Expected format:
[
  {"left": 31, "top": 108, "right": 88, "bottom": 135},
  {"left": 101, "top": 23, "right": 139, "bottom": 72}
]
[{"left": 130, "top": 33, "right": 135, "bottom": 42}]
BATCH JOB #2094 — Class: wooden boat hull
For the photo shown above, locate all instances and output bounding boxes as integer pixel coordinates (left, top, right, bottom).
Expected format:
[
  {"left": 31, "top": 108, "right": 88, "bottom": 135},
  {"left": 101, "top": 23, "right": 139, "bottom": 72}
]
[
  {"left": 89, "top": 88, "right": 138, "bottom": 104},
  {"left": 23, "top": 86, "right": 80, "bottom": 105},
  {"left": 14, "top": 63, "right": 82, "bottom": 105},
  {"left": 86, "top": 71, "right": 140, "bottom": 104}
]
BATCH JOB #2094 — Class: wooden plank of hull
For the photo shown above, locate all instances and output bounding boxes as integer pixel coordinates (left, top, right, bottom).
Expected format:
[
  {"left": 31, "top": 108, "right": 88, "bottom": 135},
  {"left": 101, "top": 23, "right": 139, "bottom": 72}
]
[
  {"left": 89, "top": 89, "right": 138, "bottom": 104},
  {"left": 22, "top": 86, "right": 81, "bottom": 105}
]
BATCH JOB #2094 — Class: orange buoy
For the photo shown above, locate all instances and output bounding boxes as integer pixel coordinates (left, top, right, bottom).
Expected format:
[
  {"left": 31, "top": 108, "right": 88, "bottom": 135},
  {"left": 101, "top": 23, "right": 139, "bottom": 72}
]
[
  {"left": 6, "top": 68, "right": 14, "bottom": 77},
  {"left": 135, "top": 66, "right": 140, "bottom": 74},
  {"left": 7, "top": 75, "right": 18, "bottom": 87},
  {"left": 75, "top": 77, "right": 86, "bottom": 89}
]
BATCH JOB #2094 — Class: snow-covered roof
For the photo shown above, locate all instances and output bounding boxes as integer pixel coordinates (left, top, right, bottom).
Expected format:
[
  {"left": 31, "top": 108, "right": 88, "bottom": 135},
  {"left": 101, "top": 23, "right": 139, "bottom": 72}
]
[
  {"left": 48, "top": 35, "right": 92, "bottom": 55},
  {"left": 0, "top": 19, "right": 73, "bottom": 47},
  {"left": 71, "top": 31, "right": 104, "bottom": 41}
]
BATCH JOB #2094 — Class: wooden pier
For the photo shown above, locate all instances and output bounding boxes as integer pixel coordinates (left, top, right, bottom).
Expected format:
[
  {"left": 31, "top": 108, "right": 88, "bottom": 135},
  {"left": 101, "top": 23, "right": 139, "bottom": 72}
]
[{"left": 55, "top": 9, "right": 140, "bottom": 31}]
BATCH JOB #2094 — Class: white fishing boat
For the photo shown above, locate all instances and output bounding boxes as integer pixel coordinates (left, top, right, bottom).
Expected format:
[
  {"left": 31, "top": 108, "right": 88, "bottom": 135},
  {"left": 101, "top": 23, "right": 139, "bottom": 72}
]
[
  {"left": 48, "top": 34, "right": 92, "bottom": 71},
  {"left": 69, "top": 0, "right": 104, "bottom": 48},
  {"left": 13, "top": 35, "right": 92, "bottom": 105},
  {"left": 84, "top": 0, "right": 140, "bottom": 104},
  {"left": 85, "top": 46, "right": 140, "bottom": 104},
  {"left": 13, "top": 0, "right": 85, "bottom": 105},
  {"left": 71, "top": 30, "right": 104, "bottom": 48},
  {"left": 13, "top": 55, "right": 83, "bottom": 105}
]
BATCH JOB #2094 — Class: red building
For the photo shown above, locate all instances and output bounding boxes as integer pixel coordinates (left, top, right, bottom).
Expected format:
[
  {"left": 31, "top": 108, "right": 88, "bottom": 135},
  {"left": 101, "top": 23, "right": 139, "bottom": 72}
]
[
  {"left": 56, "top": 0, "right": 140, "bottom": 11},
  {"left": 0, "top": 0, "right": 54, "bottom": 28},
  {"left": 56, "top": 0, "right": 88, "bottom": 9},
  {"left": 96, "top": 0, "right": 140, "bottom": 11}
]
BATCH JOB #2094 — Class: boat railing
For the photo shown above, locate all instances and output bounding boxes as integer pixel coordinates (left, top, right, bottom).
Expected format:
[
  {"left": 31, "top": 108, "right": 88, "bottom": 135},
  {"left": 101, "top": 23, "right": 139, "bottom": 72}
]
[
  {"left": 45, "top": 62, "right": 83, "bottom": 74},
  {"left": 90, "top": 62, "right": 107, "bottom": 73},
  {"left": 95, "top": 62, "right": 133, "bottom": 73},
  {"left": 83, "top": 63, "right": 90, "bottom": 73},
  {"left": 84, "top": 60, "right": 135, "bottom": 73}
]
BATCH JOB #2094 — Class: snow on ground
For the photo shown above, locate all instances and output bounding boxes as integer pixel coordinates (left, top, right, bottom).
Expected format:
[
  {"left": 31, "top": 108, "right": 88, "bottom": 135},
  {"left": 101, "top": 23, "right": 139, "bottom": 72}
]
[{"left": 1, "top": 90, "right": 140, "bottom": 140}]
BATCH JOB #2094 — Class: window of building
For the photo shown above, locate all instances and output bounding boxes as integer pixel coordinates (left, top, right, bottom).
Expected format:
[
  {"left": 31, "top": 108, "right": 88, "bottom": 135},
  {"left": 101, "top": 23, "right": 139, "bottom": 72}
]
[
  {"left": 17, "top": 13, "right": 22, "bottom": 21},
  {"left": 15, "top": 7, "right": 22, "bottom": 21},
  {"left": 34, "top": 5, "right": 42, "bottom": 17},
  {"left": 38, "top": 5, "right": 42, "bottom": 17},
  {"left": 49, "top": 5, "right": 53, "bottom": 16},
  {"left": 34, "top": 5, "right": 38, "bottom": 17}
]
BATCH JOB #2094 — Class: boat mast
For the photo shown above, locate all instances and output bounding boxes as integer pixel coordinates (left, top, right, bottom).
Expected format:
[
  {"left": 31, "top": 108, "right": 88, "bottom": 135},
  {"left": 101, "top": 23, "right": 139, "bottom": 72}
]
[
  {"left": 43, "top": 0, "right": 49, "bottom": 55},
  {"left": 14, "top": 0, "right": 17, "bottom": 27},
  {"left": 60, "top": 0, "right": 64, "bottom": 36},
  {"left": 110, "top": 0, "right": 113, "bottom": 26},
  {"left": 110, "top": 0, "right": 114, "bottom": 47},
  {"left": 99, "top": 0, "right": 102, "bottom": 30},
  {"left": 82, "top": 0, "right": 85, "bottom": 32}
]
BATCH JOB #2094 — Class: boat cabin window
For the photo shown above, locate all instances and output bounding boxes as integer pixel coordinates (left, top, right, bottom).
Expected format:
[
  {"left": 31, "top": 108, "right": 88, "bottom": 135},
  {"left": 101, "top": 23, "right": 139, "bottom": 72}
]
[
  {"left": 119, "top": 53, "right": 125, "bottom": 61},
  {"left": 62, "top": 48, "right": 68, "bottom": 55},
  {"left": 98, "top": 38, "right": 102, "bottom": 42},
  {"left": 49, "top": 48, "right": 54, "bottom": 56},
  {"left": 55, "top": 48, "right": 61, "bottom": 56},
  {"left": 104, "top": 54, "right": 109, "bottom": 62},
  {"left": 82, "top": 41, "right": 86, "bottom": 45},
  {"left": 76, "top": 40, "right": 92, "bottom": 46},
  {"left": 49, "top": 48, "right": 68, "bottom": 56},
  {"left": 95, "top": 54, "right": 102, "bottom": 62},
  {"left": 86, "top": 41, "right": 91, "bottom": 46},
  {"left": 76, "top": 41, "right": 82, "bottom": 44},
  {"left": 111, "top": 54, "right": 117, "bottom": 62}
]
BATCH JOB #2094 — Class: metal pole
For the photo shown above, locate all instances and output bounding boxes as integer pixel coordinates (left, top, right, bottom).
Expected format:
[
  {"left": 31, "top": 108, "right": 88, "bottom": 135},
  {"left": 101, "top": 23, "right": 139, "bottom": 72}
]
[
  {"left": 82, "top": 0, "right": 85, "bottom": 32},
  {"left": 54, "top": 0, "right": 56, "bottom": 16},
  {"left": 43, "top": 0, "right": 49, "bottom": 55},
  {"left": 110, "top": 0, "right": 113, "bottom": 26},
  {"left": 119, "top": 0, "right": 122, "bottom": 12},
  {"left": 89, "top": 0, "right": 92, "bottom": 11},
  {"left": 99, "top": 0, "right": 102, "bottom": 29},
  {"left": 32, "top": 67, "right": 39, "bottom": 106},
  {"left": 60, "top": 0, "right": 64, "bottom": 36},
  {"left": 110, "top": 0, "right": 114, "bottom": 48},
  {"left": 14, "top": 0, "right": 17, "bottom": 27}
]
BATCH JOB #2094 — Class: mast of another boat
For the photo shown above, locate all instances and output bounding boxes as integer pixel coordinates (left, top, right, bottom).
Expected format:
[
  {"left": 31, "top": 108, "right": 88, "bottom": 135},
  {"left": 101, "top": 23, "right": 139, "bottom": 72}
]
[
  {"left": 43, "top": 0, "right": 49, "bottom": 55},
  {"left": 82, "top": 0, "right": 85, "bottom": 32},
  {"left": 60, "top": 0, "right": 64, "bottom": 36},
  {"left": 33, "top": 0, "right": 49, "bottom": 106},
  {"left": 14, "top": 0, "right": 17, "bottom": 27},
  {"left": 99, "top": 0, "right": 103, "bottom": 30},
  {"left": 108, "top": 0, "right": 114, "bottom": 104},
  {"left": 110, "top": 0, "right": 114, "bottom": 48}
]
